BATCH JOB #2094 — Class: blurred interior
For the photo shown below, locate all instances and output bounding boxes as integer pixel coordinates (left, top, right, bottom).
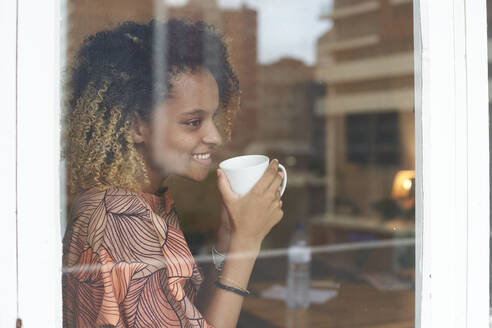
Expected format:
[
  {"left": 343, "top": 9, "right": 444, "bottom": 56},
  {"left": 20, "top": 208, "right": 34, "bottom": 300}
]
[{"left": 63, "top": 0, "right": 415, "bottom": 327}]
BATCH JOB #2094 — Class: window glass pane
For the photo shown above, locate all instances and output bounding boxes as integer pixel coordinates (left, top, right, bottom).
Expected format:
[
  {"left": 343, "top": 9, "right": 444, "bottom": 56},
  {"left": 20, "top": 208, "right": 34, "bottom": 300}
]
[{"left": 61, "top": 1, "right": 415, "bottom": 327}]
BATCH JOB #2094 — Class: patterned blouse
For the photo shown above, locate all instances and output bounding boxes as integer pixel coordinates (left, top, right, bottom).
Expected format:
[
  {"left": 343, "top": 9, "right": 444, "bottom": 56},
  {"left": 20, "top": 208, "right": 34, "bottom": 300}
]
[{"left": 62, "top": 186, "right": 214, "bottom": 328}]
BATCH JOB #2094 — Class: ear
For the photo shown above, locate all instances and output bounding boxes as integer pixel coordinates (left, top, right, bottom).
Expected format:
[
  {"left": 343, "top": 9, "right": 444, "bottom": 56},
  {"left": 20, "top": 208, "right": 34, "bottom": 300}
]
[{"left": 130, "top": 112, "right": 150, "bottom": 144}]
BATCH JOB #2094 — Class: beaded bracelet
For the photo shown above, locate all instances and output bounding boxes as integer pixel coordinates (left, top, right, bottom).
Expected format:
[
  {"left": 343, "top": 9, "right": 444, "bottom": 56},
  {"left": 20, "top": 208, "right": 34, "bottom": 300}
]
[{"left": 215, "top": 280, "right": 250, "bottom": 297}]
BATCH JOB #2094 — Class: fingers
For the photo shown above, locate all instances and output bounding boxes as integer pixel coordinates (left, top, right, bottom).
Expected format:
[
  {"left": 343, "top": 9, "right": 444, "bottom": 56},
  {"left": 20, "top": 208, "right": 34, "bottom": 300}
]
[
  {"left": 254, "top": 159, "right": 279, "bottom": 193},
  {"left": 271, "top": 196, "right": 283, "bottom": 210},
  {"left": 217, "top": 169, "right": 237, "bottom": 201},
  {"left": 267, "top": 170, "right": 284, "bottom": 195},
  {"left": 271, "top": 201, "right": 284, "bottom": 226}
]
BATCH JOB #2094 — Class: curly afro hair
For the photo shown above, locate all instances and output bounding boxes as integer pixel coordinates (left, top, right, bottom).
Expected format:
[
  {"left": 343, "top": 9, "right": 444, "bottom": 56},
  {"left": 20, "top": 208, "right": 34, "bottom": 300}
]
[{"left": 63, "top": 19, "right": 240, "bottom": 195}]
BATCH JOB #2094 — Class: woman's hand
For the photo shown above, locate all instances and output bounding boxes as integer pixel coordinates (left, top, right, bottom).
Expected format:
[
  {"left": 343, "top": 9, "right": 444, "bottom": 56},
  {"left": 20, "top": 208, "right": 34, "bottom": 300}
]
[{"left": 216, "top": 159, "right": 285, "bottom": 251}]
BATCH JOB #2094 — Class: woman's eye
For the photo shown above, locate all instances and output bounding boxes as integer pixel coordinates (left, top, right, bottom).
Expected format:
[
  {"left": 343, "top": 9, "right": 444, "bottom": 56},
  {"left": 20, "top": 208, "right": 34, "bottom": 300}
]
[{"left": 185, "top": 119, "right": 201, "bottom": 127}]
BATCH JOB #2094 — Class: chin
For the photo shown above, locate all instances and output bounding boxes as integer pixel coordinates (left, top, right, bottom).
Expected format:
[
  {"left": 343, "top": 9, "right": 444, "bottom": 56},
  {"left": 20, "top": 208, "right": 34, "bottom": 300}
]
[
  {"left": 192, "top": 171, "right": 210, "bottom": 182},
  {"left": 179, "top": 169, "right": 210, "bottom": 182}
]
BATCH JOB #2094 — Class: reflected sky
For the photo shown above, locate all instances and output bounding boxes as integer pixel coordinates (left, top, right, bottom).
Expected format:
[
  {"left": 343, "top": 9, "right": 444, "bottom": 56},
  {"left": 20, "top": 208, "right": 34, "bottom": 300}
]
[{"left": 166, "top": 0, "right": 332, "bottom": 65}]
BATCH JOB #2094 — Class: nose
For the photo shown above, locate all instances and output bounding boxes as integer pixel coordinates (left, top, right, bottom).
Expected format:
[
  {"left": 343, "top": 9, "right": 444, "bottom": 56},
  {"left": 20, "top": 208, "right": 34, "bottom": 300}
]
[{"left": 202, "top": 121, "right": 223, "bottom": 146}]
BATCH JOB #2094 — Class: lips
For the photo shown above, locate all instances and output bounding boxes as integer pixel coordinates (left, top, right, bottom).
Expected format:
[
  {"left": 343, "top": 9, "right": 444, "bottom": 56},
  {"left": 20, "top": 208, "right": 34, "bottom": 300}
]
[{"left": 192, "top": 152, "right": 212, "bottom": 165}]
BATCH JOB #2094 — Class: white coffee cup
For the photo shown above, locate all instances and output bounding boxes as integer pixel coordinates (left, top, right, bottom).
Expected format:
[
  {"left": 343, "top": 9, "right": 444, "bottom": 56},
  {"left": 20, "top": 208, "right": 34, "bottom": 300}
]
[{"left": 219, "top": 155, "right": 287, "bottom": 196}]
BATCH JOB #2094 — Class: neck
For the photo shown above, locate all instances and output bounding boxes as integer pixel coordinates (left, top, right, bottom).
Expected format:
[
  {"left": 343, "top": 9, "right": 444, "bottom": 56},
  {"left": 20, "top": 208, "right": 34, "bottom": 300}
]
[
  {"left": 134, "top": 143, "right": 169, "bottom": 194},
  {"left": 141, "top": 168, "right": 168, "bottom": 194}
]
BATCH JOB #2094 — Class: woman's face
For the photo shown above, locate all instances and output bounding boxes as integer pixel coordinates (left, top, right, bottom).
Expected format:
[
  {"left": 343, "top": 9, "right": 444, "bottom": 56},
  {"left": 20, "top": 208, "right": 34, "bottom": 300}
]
[{"left": 137, "top": 69, "right": 223, "bottom": 186}]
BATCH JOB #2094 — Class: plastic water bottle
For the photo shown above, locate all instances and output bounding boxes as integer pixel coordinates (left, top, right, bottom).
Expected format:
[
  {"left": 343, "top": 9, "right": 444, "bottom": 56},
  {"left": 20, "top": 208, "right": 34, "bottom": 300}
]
[{"left": 286, "top": 223, "right": 311, "bottom": 308}]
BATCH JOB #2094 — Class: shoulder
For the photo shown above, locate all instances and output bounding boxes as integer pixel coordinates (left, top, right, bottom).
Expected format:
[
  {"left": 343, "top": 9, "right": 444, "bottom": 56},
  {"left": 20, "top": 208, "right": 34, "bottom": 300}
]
[
  {"left": 71, "top": 186, "right": 152, "bottom": 218},
  {"left": 65, "top": 186, "right": 171, "bottom": 263},
  {"left": 65, "top": 186, "right": 157, "bottom": 249}
]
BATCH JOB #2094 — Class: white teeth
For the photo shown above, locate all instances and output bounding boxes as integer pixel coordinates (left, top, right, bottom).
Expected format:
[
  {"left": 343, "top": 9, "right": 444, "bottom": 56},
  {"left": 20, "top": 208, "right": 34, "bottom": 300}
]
[{"left": 192, "top": 153, "right": 210, "bottom": 160}]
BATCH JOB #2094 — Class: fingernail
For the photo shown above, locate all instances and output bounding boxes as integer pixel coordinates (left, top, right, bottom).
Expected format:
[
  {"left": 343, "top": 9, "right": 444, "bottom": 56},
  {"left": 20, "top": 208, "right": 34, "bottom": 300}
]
[
  {"left": 273, "top": 158, "right": 279, "bottom": 164},
  {"left": 217, "top": 169, "right": 222, "bottom": 176}
]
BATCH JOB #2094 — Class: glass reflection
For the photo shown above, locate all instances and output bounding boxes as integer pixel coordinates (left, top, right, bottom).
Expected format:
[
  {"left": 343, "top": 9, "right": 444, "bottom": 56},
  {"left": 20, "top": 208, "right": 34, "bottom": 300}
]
[{"left": 62, "top": 0, "right": 415, "bottom": 327}]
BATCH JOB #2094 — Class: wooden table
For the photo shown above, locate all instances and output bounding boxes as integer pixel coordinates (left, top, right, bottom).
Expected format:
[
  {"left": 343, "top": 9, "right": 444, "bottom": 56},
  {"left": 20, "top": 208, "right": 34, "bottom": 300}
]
[{"left": 241, "top": 282, "right": 414, "bottom": 328}]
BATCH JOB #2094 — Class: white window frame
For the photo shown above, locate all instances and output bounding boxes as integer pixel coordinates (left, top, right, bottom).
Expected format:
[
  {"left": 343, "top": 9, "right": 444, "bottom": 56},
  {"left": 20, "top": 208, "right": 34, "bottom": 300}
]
[
  {"left": 2, "top": 0, "right": 64, "bottom": 326},
  {"left": 415, "top": 0, "right": 490, "bottom": 327},
  {"left": 0, "top": 0, "right": 489, "bottom": 326},
  {"left": 0, "top": 0, "right": 20, "bottom": 326}
]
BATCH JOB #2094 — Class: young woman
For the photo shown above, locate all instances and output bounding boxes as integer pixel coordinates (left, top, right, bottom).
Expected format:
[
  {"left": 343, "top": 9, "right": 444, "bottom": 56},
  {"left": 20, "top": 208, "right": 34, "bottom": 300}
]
[{"left": 62, "top": 19, "right": 284, "bottom": 328}]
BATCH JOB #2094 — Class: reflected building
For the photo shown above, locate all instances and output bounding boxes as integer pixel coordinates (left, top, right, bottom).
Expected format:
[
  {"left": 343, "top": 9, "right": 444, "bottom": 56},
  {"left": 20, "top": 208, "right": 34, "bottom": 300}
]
[
  {"left": 251, "top": 58, "right": 327, "bottom": 246},
  {"left": 253, "top": 58, "right": 315, "bottom": 168},
  {"left": 66, "top": 0, "right": 154, "bottom": 59},
  {"left": 316, "top": 0, "right": 414, "bottom": 218}
]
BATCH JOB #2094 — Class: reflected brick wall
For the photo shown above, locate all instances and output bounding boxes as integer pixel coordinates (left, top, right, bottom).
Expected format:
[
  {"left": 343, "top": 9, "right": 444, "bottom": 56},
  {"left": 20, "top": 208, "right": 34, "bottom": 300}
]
[{"left": 66, "top": 0, "right": 154, "bottom": 62}]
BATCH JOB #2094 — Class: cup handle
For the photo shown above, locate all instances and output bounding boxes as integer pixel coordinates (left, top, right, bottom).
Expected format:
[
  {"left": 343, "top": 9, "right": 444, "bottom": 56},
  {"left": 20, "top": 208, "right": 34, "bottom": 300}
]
[{"left": 278, "top": 164, "right": 287, "bottom": 196}]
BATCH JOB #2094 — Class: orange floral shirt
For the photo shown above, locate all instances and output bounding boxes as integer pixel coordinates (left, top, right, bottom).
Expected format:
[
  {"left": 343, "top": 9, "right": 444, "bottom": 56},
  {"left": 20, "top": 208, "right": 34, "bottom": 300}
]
[{"left": 62, "top": 186, "right": 214, "bottom": 328}]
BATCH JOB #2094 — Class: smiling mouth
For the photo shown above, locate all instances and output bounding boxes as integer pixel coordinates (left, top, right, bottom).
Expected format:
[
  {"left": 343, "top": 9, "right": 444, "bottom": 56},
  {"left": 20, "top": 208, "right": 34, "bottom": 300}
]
[
  {"left": 192, "top": 152, "right": 212, "bottom": 165},
  {"left": 192, "top": 153, "right": 211, "bottom": 160}
]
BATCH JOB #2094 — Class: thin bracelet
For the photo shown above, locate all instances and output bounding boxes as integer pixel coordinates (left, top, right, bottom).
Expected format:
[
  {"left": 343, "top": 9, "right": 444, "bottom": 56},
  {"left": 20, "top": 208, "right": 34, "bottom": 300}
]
[
  {"left": 215, "top": 281, "right": 250, "bottom": 297},
  {"left": 217, "top": 275, "right": 249, "bottom": 294}
]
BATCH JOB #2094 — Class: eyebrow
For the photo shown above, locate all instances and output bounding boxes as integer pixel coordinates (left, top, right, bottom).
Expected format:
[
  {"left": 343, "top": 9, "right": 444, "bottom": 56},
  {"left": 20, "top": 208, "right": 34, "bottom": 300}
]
[
  {"left": 181, "top": 108, "right": 218, "bottom": 116},
  {"left": 182, "top": 109, "right": 208, "bottom": 116}
]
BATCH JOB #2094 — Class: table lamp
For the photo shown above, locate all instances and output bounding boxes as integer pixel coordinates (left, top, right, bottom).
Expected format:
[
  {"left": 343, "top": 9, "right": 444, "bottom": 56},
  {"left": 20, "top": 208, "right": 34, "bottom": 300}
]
[{"left": 391, "top": 170, "right": 415, "bottom": 210}]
